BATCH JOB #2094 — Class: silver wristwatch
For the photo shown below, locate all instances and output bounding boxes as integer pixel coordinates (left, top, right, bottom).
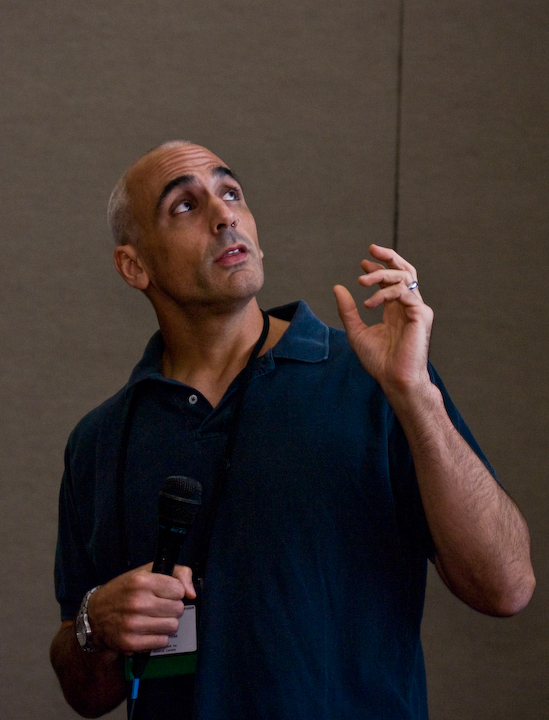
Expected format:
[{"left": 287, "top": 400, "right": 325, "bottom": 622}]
[{"left": 75, "top": 586, "right": 101, "bottom": 652}]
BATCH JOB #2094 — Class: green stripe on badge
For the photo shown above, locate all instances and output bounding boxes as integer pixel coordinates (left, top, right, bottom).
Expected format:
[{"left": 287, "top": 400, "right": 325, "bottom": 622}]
[{"left": 125, "top": 652, "right": 197, "bottom": 680}]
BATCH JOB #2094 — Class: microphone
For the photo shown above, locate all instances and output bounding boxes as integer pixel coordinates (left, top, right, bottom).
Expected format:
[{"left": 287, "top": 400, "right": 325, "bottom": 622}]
[
  {"left": 130, "top": 476, "right": 202, "bottom": 684},
  {"left": 152, "top": 475, "right": 203, "bottom": 575}
]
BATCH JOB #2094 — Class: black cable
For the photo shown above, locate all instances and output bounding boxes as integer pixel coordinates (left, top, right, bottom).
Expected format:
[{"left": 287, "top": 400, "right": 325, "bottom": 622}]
[{"left": 128, "top": 687, "right": 138, "bottom": 720}]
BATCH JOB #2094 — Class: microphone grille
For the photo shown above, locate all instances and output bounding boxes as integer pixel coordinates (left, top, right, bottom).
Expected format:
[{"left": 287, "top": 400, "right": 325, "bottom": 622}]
[{"left": 158, "top": 475, "right": 202, "bottom": 529}]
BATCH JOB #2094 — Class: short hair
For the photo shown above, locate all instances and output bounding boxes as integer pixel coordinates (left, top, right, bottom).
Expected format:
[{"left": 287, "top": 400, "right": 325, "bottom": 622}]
[
  {"left": 107, "top": 175, "right": 137, "bottom": 246},
  {"left": 107, "top": 140, "right": 193, "bottom": 246}
]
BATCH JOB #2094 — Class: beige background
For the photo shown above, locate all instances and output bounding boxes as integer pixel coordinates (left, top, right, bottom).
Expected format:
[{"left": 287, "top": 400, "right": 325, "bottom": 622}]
[{"left": 0, "top": 1, "right": 547, "bottom": 718}]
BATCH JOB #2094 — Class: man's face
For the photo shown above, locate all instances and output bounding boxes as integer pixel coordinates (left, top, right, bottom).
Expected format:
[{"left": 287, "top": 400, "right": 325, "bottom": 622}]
[{"left": 124, "top": 142, "right": 264, "bottom": 313}]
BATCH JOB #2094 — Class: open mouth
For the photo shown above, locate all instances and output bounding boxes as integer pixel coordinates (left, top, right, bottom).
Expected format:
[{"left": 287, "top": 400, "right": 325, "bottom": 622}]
[{"left": 216, "top": 244, "right": 249, "bottom": 263}]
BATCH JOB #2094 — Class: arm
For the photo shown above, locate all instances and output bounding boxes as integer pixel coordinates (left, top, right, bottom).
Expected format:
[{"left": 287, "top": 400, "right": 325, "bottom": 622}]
[
  {"left": 334, "top": 244, "right": 535, "bottom": 616},
  {"left": 50, "top": 564, "right": 196, "bottom": 718},
  {"left": 50, "top": 621, "right": 126, "bottom": 719}
]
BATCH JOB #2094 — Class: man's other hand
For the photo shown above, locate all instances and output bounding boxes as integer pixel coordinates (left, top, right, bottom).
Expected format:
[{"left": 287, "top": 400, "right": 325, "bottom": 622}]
[{"left": 87, "top": 564, "right": 196, "bottom": 654}]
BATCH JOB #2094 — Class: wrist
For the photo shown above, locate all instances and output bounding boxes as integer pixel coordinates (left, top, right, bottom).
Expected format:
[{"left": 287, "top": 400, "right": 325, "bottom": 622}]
[
  {"left": 381, "top": 373, "right": 441, "bottom": 414},
  {"left": 75, "top": 586, "right": 108, "bottom": 653},
  {"left": 382, "top": 378, "right": 456, "bottom": 444}
]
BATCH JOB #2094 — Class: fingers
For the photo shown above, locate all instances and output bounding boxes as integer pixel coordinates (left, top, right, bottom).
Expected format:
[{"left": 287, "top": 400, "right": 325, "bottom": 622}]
[
  {"left": 359, "top": 263, "right": 416, "bottom": 290},
  {"left": 87, "top": 565, "right": 189, "bottom": 654},
  {"left": 368, "top": 244, "right": 417, "bottom": 276},
  {"left": 358, "top": 245, "right": 421, "bottom": 301},
  {"left": 118, "top": 615, "right": 181, "bottom": 654},
  {"left": 364, "top": 281, "right": 424, "bottom": 310},
  {"left": 359, "top": 268, "right": 417, "bottom": 290},
  {"left": 333, "top": 285, "right": 368, "bottom": 338},
  {"left": 129, "top": 570, "right": 186, "bottom": 610}
]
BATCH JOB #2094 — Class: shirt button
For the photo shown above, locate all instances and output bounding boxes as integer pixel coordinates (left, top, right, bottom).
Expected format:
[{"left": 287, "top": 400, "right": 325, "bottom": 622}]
[{"left": 189, "top": 394, "right": 198, "bottom": 405}]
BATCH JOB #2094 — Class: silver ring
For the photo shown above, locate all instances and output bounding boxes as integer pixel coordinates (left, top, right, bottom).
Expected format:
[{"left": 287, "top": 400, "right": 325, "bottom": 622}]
[
  {"left": 407, "top": 280, "right": 419, "bottom": 291},
  {"left": 231, "top": 219, "right": 239, "bottom": 228}
]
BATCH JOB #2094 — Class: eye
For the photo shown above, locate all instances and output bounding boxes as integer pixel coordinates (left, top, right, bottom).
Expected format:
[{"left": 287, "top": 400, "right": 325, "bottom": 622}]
[
  {"left": 223, "top": 189, "right": 239, "bottom": 201},
  {"left": 172, "top": 200, "right": 193, "bottom": 214}
]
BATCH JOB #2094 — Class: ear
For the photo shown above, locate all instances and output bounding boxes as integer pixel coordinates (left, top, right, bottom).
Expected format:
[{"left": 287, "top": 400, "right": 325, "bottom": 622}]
[{"left": 114, "top": 244, "right": 150, "bottom": 290}]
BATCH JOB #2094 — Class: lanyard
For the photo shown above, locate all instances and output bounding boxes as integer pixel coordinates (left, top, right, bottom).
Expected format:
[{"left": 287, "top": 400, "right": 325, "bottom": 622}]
[{"left": 115, "top": 311, "right": 270, "bottom": 577}]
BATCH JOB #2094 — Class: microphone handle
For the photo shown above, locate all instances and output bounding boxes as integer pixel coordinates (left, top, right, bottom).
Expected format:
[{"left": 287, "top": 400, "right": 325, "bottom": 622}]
[{"left": 151, "top": 526, "right": 187, "bottom": 575}]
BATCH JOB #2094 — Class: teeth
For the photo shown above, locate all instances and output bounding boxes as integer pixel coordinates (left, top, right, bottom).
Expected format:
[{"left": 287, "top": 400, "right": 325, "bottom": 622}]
[{"left": 226, "top": 249, "right": 241, "bottom": 256}]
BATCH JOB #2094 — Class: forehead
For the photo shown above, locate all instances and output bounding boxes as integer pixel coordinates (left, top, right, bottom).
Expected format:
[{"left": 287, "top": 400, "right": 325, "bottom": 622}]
[{"left": 126, "top": 143, "right": 230, "bottom": 221}]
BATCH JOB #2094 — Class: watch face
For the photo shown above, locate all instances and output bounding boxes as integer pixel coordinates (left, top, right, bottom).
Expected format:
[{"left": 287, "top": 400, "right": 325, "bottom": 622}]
[{"left": 76, "top": 614, "right": 87, "bottom": 648}]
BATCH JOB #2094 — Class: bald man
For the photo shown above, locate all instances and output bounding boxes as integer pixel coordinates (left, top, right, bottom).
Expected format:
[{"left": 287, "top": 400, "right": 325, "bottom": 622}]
[{"left": 51, "top": 141, "right": 534, "bottom": 720}]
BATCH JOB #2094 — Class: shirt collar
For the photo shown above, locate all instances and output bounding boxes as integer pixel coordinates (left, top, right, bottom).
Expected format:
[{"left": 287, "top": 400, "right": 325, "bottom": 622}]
[
  {"left": 126, "top": 300, "right": 329, "bottom": 389},
  {"left": 267, "top": 300, "right": 329, "bottom": 362}
]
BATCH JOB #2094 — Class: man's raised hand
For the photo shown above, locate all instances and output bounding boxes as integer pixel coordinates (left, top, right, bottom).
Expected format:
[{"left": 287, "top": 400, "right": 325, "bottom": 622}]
[{"left": 333, "top": 244, "right": 434, "bottom": 397}]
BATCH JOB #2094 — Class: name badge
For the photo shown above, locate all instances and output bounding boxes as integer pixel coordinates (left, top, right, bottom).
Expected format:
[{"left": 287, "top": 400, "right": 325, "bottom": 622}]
[
  {"left": 125, "top": 605, "right": 198, "bottom": 680},
  {"left": 151, "top": 605, "right": 197, "bottom": 656}
]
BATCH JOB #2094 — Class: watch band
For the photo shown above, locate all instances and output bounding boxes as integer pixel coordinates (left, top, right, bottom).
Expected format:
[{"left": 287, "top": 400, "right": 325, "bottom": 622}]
[{"left": 76, "top": 585, "right": 101, "bottom": 652}]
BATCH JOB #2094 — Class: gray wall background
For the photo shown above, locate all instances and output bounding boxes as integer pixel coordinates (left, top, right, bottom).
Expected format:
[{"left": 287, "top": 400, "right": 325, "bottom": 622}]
[{"left": 1, "top": 1, "right": 547, "bottom": 718}]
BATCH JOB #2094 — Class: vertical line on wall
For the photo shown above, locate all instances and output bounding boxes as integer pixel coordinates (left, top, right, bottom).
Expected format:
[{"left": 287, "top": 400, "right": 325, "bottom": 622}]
[{"left": 392, "top": 0, "right": 405, "bottom": 252}]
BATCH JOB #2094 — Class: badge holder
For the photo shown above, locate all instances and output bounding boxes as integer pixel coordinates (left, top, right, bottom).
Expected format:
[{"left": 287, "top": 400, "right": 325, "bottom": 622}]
[{"left": 125, "top": 603, "right": 198, "bottom": 681}]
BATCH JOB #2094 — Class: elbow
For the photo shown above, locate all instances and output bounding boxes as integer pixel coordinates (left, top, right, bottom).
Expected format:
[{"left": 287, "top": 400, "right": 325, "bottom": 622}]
[
  {"left": 76, "top": 708, "right": 110, "bottom": 719},
  {"left": 437, "top": 555, "right": 536, "bottom": 617},
  {"left": 490, "top": 567, "right": 536, "bottom": 617}
]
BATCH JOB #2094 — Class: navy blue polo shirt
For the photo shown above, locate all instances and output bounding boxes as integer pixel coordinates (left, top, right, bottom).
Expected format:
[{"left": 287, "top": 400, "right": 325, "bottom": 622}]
[{"left": 55, "top": 301, "right": 495, "bottom": 720}]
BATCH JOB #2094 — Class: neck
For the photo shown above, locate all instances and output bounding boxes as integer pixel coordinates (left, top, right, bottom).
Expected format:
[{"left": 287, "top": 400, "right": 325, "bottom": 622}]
[{"left": 156, "top": 300, "right": 288, "bottom": 407}]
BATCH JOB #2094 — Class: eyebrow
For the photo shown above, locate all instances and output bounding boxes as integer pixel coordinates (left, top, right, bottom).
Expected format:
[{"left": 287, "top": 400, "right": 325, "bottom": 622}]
[{"left": 155, "top": 166, "right": 243, "bottom": 214}]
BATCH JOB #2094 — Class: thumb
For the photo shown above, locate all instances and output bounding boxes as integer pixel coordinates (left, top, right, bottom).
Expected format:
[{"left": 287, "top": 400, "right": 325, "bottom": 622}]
[
  {"left": 333, "top": 285, "right": 366, "bottom": 339},
  {"left": 173, "top": 565, "right": 197, "bottom": 600}
]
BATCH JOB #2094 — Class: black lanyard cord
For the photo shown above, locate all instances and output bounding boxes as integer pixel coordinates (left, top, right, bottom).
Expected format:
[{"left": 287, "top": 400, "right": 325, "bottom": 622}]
[
  {"left": 116, "top": 385, "right": 141, "bottom": 572},
  {"left": 116, "top": 311, "right": 271, "bottom": 577},
  {"left": 193, "top": 310, "right": 270, "bottom": 580}
]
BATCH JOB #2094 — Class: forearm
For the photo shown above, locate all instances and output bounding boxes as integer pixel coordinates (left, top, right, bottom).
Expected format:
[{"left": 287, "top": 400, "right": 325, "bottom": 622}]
[
  {"left": 50, "top": 621, "right": 127, "bottom": 718},
  {"left": 334, "top": 245, "right": 534, "bottom": 614},
  {"left": 385, "top": 379, "right": 535, "bottom": 616}
]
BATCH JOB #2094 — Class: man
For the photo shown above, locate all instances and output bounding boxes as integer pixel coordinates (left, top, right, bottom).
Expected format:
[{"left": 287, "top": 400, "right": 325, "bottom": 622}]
[{"left": 51, "top": 141, "right": 535, "bottom": 719}]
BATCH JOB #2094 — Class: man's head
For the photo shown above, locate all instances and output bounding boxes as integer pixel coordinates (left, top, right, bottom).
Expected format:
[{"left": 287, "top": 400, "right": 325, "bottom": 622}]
[
  {"left": 111, "top": 141, "right": 264, "bottom": 316},
  {"left": 108, "top": 141, "right": 191, "bottom": 247}
]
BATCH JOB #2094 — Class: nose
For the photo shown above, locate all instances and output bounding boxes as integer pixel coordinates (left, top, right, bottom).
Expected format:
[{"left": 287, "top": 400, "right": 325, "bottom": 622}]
[{"left": 209, "top": 195, "right": 237, "bottom": 234}]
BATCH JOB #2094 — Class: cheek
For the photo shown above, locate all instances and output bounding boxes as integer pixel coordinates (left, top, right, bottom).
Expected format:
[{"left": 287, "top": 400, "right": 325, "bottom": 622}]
[
  {"left": 146, "top": 246, "right": 200, "bottom": 285},
  {"left": 241, "top": 210, "right": 258, "bottom": 235}
]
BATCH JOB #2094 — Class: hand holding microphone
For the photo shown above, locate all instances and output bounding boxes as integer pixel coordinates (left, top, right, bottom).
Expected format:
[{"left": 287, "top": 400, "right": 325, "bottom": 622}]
[
  {"left": 85, "top": 476, "right": 202, "bottom": 657},
  {"left": 131, "top": 476, "right": 202, "bottom": 678}
]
